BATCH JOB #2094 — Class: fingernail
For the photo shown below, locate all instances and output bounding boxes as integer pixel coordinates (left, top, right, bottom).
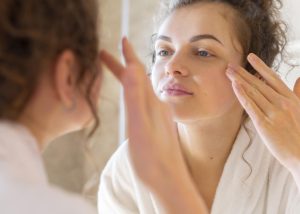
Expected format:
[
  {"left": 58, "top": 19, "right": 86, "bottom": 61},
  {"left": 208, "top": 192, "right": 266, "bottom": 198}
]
[
  {"left": 226, "top": 67, "right": 235, "bottom": 75},
  {"left": 233, "top": 79, "right": 240, "bottom": 86},
  {"left": 123, "top": 36, "right": 128, "bottom": 44},
  {"left": 247, "top": 53, "right": 257, "bottom": 62},
  {"left": 227, "top": 63, "right": 236, "bottom": 69}
]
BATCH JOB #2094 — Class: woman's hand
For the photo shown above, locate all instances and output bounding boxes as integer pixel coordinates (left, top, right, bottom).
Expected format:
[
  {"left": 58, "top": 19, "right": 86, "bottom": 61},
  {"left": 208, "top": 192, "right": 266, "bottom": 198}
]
[
  {"left": 226, "top": 54, "right": 300, "bottom": 179},
  {"left": 294, "top": 77, "right": 300, "bottom": 98},
  {"left": 100, "top": 37, "right": 208, "bottom": 214}
]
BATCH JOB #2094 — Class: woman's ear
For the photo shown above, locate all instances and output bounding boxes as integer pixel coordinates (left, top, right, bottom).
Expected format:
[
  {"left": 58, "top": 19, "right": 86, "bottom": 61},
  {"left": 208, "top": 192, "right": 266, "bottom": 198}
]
[
  {"left": 293, "top": 77, "right": 300, "bottom": 99},
  {"left": 53, "top": 50, "right": 79, "bottom": 110}
]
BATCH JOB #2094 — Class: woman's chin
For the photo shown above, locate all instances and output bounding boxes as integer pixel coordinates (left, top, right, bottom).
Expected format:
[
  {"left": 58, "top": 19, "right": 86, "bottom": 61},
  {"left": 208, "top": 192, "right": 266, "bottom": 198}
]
[{"left": 171, "top": 108, "right": 228, "bottom": 124}]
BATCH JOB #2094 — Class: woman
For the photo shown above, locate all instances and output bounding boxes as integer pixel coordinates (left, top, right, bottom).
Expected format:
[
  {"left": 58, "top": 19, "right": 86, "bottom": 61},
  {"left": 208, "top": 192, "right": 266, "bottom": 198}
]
[
  {"left": 0, "top": 0, "right": 207, "bottom": 213},
  {"left": 99, "top": 0, "right": 300, "bottom": 213}
]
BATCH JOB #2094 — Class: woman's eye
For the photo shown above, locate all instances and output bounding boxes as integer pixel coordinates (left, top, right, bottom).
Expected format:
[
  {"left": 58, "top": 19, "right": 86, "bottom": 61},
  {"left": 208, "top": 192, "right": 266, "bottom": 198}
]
[
  {"left": 197, "top": 50, "right": 211, "bottom": 57},
  {"left": 157, "top": 49, "right": 170, "bottom": 56}
]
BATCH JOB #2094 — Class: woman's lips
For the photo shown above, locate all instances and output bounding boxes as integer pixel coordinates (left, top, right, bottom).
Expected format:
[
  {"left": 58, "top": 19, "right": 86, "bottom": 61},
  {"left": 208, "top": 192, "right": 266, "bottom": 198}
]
[{"left": 161, "top": 83, "right": 194, "bottom": 96}]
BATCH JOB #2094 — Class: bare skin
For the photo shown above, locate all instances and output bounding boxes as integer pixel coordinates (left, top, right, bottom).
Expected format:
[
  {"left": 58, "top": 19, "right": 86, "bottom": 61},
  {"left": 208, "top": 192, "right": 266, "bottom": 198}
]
[
  {"left": 102, "top": 2, "right": 300, "bottom": 212},
  {"left": 18, "top": 51, "right": 102, "bottom": 151},
  {"left": 227, "top": 55, "right": 300, "bottom": 192},
  {"left": 101, "top": 38, "right": 209, "bottom": 214},
  {"left": 102, "top": 40, "right": 300, "bottom": 213},
  {"left": 151, "top": 3, "right": 245, "bottom": 209}
]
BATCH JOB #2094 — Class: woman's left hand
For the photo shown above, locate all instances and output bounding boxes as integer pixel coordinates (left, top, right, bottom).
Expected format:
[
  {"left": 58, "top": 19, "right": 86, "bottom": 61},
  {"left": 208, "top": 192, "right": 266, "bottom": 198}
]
[
  {"left": 226, "top": 53, "right": 300, "bottom": 174},
  {"left": 100, "top": 38, "right": 208, "bottom": 214}
]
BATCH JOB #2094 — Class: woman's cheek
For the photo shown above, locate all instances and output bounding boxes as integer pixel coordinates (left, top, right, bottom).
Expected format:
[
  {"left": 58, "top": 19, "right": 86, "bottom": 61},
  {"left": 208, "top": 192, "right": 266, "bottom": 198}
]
[
  {"left": 194, "top": 70, "right": 235, "bottom": 103},
  {"left": 213, "top": 78, "right": 238, "bottom": 108}
]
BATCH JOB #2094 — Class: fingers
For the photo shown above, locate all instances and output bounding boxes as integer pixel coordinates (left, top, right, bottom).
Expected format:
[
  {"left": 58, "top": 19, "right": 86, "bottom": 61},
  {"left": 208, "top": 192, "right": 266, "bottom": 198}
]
[
  {"left": 226, "top": 55, "right": 300, "bottom": 128},
  {"left": 103, "top": 37, "right": 159, "bottom": 118},
  {"left": 227, "top": 64, "right": 283, "bottom": 105},
  {"left": 226, "top": 67, "right": 275, "bottom": 116},
  {"left": 100, "top": 40, "right": 149, "bottom": 121},
  {"left": 99, "top": 50, "right": 125, "bottom": 82},
  {"left": 247, "top": 53, "right": 291, "bottom": 97},
  {"left": 121, "top": 37, "right": 158, "bottom": 108},
  {"left": 100, "top": 37, "right": 162, "bottom": 123},
  {"left": 293, "top": 77, "right": 300, "bottom": 99},
  {"left": 100, "top": 38, "right": 146, "bottom": 92},
  {"left": 231, "top": 80, "right": 266, "bottom": 125},
  {"left": 122, "top": 37, "right": 140, "bottom": 65},
  {"left": 100, "top": 37, "right": 144, "bottom": 83}
]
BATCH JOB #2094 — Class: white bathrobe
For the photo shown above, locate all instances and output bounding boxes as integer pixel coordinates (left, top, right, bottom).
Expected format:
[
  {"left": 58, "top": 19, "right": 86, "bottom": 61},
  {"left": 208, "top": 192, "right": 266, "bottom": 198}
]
[
  {"left": 0, "top": 121, "right": 97, "bottom": 214},
  {"left": 98, "top": 119, "right": 300, "bottom": 213}
]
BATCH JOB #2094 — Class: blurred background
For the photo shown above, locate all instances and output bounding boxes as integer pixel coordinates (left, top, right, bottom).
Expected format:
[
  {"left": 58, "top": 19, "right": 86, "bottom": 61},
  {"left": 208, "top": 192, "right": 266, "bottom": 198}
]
[{"left": 42, "top": 0, "right": 300, "bottom": 208}]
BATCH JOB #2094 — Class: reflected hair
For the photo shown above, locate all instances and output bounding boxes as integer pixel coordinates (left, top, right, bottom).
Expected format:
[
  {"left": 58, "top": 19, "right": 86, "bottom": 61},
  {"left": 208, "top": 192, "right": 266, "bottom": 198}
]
[
  {"left": 150, "top": 0, "right": 289, "bottom": 179},
  {"left": 151, "top": 0, "right": 288, "bottom": 75}
]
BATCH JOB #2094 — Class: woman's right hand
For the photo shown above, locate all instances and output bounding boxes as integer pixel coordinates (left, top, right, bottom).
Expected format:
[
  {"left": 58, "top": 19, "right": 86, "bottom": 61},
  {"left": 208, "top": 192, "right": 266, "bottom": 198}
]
[{"left": 100, "top": 37, "right": 208, "bottom": 214}]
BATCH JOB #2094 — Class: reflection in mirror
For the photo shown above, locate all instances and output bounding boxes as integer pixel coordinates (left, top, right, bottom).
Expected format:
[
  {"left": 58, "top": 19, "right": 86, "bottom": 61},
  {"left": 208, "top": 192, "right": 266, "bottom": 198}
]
[{"left": 99, "top": 0, "right": 300, "bottom": 213}]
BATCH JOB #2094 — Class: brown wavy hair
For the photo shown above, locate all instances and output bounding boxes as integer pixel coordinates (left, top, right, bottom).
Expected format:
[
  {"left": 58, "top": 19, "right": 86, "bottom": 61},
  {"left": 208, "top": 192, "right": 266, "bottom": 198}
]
[
  {"left": 152, "top": 0, "right": 287, "bottom": 75},
  {"left": 0, "top": 0, "right": 100, "bottom": 132}
]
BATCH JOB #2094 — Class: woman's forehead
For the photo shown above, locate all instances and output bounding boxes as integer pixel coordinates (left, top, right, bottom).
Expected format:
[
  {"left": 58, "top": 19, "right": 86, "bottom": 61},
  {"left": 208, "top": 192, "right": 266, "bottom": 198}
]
[
  {"left": 157, "top": 3, "right": 243, "bottom": 52},
  {"left": 160, "top": 4, "right": 234, "bottom": 37}
]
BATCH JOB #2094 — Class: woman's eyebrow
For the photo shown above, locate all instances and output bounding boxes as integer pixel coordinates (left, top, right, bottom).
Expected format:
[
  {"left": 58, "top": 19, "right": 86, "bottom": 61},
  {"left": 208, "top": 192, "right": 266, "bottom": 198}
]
[
  {"left": 155, "top": 35, "right": 172, "bottom": 42},
  {"left": 190, "top": 34, "right": 223, "bottom": 45},
  {"left": 155, "top": 34, "right": 223, "bottom": 46}
]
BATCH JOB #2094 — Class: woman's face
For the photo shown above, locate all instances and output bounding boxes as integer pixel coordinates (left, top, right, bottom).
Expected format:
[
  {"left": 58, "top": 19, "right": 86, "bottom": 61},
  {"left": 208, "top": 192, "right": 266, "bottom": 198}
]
[{"left": 151, "top": 3, "right": 244, "bottom": 123}]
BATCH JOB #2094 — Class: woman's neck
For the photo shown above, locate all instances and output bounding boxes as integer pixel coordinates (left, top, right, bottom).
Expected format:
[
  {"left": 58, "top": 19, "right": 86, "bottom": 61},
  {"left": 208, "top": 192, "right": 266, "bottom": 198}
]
[
  {"left": 177, "top": 107, "right": 244, "bottom": 172},
  {"left": 17, "top": 103, "right": 60, "bottom": 152},
  {"left": 18, "top": 116, "right": 48, "bottom": 152}
]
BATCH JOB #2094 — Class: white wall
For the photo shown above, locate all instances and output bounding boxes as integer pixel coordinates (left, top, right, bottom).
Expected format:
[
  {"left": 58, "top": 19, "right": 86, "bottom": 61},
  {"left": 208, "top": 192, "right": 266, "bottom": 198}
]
[
  {"left": 281, "top": 0, "right": 300, "bottom": 41},
  {"left": 280, "top": 0, "right": 300, "bottom": 88}
]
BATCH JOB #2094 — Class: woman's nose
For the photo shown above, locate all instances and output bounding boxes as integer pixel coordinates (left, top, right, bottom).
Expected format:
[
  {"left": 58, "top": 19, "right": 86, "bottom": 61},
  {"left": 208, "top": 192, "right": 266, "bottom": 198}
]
[{"left": 164, "top": 57, "right": 189, "bottom": 77}]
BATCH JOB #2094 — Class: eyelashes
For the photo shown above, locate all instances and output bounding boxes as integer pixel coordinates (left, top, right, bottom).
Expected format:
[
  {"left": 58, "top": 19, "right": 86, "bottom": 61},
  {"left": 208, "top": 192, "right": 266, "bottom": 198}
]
[
  {"left": 155, "top": 48, "right": 214, "bottom": 58},
  {"left": 196, "top": 50, "right": 212, "bottom": 57},
  {"left": 156, "top": 49, "right": 172, "bottom": 57}
]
